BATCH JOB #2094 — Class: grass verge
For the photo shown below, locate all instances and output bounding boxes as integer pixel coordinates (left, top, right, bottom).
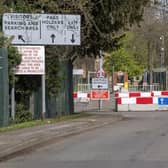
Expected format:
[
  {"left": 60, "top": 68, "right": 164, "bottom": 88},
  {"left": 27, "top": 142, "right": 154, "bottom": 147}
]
[{"left": 0, "top": 113, "right": 91, "bottom": 133}]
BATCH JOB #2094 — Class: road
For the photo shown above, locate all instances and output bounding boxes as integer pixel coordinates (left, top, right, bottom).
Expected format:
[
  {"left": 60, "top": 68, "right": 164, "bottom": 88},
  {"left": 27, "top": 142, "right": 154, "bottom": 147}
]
[{"left": 1, "top": 112, "right": 168, "bottom": 168}]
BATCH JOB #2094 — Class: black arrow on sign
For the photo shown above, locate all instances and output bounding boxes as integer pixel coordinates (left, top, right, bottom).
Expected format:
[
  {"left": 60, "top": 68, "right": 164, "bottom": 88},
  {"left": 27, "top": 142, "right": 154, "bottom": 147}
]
[
  {"left": 51, "top": 34, "right": 56, "bottom": 43},
  {"left": 71, "top": 34, "right": 75, "bottom": 43},
  {"left": 98, "top": 85, "right": 102, "bottom": 88},
  {"left": 18, "top": 35, "right": 25, "bottom": 42}
]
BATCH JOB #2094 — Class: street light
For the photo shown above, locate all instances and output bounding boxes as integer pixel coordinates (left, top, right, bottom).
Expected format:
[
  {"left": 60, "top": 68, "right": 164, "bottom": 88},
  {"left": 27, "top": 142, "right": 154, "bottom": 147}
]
[
  {"left": 160, "top": 35, "right": 165, "bottom": 90},
  {"left": 160, "top": 35, "right": 165, "bottom": 68}
]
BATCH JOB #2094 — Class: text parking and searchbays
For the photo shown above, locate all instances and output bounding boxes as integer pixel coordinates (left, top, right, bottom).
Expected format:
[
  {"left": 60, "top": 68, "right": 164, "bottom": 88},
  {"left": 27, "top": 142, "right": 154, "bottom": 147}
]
[{"left": 3, "top": 13, "right": 81, "bottom": 45}]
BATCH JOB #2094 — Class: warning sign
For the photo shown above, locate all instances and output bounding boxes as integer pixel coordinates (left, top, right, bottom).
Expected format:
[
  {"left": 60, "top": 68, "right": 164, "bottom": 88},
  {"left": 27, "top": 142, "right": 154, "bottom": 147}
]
[
  {"left": 15, "top": 46, "right": 45, "bottom": 75},
  {"left": 91, "top": 90, "right": 110, "bottom": 100}
]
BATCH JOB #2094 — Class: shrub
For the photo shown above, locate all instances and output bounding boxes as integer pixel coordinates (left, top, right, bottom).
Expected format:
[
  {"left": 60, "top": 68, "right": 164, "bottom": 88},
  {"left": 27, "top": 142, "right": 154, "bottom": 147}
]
[{"left": 14, "top": 104, "right": 33, "bottom": 123}]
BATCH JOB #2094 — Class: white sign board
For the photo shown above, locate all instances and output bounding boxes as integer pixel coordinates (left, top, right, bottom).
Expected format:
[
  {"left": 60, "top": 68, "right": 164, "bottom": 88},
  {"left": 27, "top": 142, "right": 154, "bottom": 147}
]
[
  {"left": 15, "top": 46, "right": 45, "bottom": 75},
  {"left": 73, "top": 69, "right": 84, "bottom": 75},
  {"left": 92, "top": 77, "right": 108, "bottom": 89},
  {"left": 3, "top": 13, "right": 81, "bottom": 45}
]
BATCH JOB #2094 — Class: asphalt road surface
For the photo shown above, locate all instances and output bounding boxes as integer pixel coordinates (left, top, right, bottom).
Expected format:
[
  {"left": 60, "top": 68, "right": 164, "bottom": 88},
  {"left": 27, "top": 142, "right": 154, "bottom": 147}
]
[{"left": 1, "top": 112, "right": 168, "bottom": 168}]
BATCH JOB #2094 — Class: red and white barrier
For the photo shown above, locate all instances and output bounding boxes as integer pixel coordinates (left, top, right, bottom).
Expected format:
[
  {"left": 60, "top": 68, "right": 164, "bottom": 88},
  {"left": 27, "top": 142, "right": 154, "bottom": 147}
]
[
  {"left": 117, "top": 97, "right": 158, "bottom": 105},
  {"left": 115, "top": 91, "right": 168, "bottom": 111},
  {"left": 73, "top": 92, "right": 90, "bottom": 103},
  {"left": 115, "top": 91, "right": 168, "bottom": 98},
  {"left": 73, "top": 92, "right": 90, "bottom": 98},
  {"left": 152, "top": 91, "right": 168, "bottom": 96}
]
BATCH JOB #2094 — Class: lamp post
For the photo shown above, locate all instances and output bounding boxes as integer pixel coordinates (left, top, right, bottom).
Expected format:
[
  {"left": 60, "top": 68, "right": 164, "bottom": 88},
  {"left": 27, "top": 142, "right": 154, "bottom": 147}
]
[
  {"left": 160, "top": 35, "right": 165, "bottom": 68},
  {"left": 160, "top": 35, "right": 165, "bottom": 90}
]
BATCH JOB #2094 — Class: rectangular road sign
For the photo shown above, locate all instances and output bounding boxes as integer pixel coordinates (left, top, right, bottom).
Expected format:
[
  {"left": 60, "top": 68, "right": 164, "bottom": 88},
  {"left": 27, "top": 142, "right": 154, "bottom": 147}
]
[
  {"left": 3, "top": 13, "right": 81, "bottom": 45},
  {"left": 15, "top": 46, "right": 45, "bottom": 75},
  {"left": 91, "top": 89, "right": 110, "bottom": 100},
  {"left": 92, "top": 77, "right": 108, "bottom": 89},
  {"left": 158, "top": 97, "right": 168, "bottom": 105}
]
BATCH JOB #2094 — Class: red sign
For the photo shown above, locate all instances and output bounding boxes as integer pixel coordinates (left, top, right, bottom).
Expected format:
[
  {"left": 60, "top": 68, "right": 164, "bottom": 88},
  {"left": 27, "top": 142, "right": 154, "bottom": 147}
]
[
  {"left": 96, "top": 69, "right": 105, "bottom": 77},
  {"left": 91, "top": 90, "right": 110, "bottom": 100}
]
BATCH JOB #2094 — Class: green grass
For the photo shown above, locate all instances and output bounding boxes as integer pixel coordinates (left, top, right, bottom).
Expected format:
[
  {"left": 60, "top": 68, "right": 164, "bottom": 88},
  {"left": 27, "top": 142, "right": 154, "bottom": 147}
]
[{"left": 0, "top": 113, "right": 91, "bottom": 133}]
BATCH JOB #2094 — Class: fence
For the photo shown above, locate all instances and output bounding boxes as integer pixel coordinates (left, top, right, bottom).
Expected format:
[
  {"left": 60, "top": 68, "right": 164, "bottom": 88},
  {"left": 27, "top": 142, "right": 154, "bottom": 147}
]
[
  {"left": 76, "top": 83, "right": 161, "bottom": 94},
  {"left": 77, "top": 84, "right": 91, "bottom": 93},
  {"left": 128, "top": 84, "right": 160, "bottom": 92}
]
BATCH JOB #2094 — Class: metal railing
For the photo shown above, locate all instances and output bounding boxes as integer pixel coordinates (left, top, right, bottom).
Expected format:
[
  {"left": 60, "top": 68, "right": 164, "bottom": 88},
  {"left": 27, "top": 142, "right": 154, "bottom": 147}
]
[
  {"left": 77, "top": 84, "right": 91, "bottom": 93},
  {"left": 76, "top": 83, "right": 161, "bottom": 93},
  {"left": 128, "top": 83, "right": 160, "bottom": 92}
]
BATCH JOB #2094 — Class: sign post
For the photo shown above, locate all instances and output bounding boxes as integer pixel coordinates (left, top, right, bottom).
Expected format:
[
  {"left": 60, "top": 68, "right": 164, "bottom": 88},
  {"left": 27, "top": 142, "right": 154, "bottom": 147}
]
[
  {"left": 99, "top": 49, "right": 103, "bottom": 77},
  {"left": 3, "top": 13, "right": 81, "bottom": 120},
  {"left": 15, "top": 46, "right": 45, "bottom": 118},
  {"left": 91, "top": 77, "right": 109, "bottom": 111},
  {"left": 42, "top": 74, "right": 46, "bottom": 120}
]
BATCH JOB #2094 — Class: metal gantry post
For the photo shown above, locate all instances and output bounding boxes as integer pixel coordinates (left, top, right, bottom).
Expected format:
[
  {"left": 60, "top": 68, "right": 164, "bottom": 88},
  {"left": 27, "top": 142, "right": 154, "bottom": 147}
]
[{"left": 0, "top": 49, "right": 9, "bottom": 126}]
